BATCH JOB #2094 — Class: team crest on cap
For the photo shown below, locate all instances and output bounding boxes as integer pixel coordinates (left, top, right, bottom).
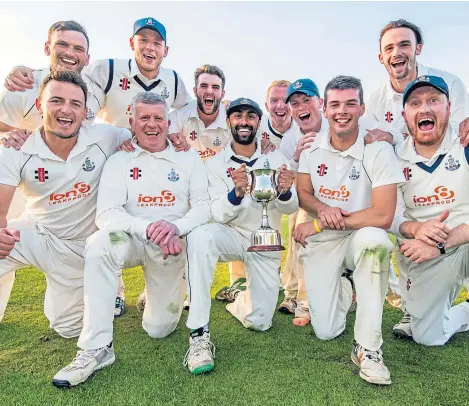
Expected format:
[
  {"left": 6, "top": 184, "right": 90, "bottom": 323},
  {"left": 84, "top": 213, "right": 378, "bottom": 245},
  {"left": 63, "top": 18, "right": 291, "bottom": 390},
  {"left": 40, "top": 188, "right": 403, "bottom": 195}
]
[
  {"left": 146, "top": 18, "right": 154, "bottom": 25},
  {"left": 240, "top": 99, "right": 251, "bottom": 105},
  {"left": 348, "top": 166, "right": 360, "bottom": 180},
  {"left": 417, "top": 76, "right": 430, "bottom": 82},
  {"left": 445, "top": 155, "right": 460, "bottom": 171},
  {"left": 168, "top": 168, "right": 180, "bottom": 182},
  {"left": 82, "top": 157, "right": 95, "bottom": 172},
  {"left": 293, "top": 81, "right": 302, "bottom": 89}
]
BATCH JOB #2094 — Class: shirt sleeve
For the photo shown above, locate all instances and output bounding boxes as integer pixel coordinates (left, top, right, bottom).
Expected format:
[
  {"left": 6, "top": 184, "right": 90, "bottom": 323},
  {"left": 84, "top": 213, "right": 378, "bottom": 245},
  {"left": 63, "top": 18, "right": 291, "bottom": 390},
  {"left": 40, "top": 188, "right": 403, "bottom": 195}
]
[
  {"left": 0, "top": 147, "right": 23, "bottom": 186},
  {"left": 389, "top": 185, "right": 407, "bottom": 238},
  {"left": 0, "top": 87, "right": 26, "bottom": 128},
  {"left": 95, "top": 154, "right": 149, "bottom": 239},
  {"left": 449, "top": 77, "right": 469, "bottom": 123},
  {"left": 168, "top": 109, "right": 182, "bottom": 134},
  {"left": 82, "top": 60, "right": 110, "bottom": 93},
  {"left": 172, "top": 73, "right": 192, "bottom": 110},
  {"left": 365, "top": 142, "right": 406, "bottom": 188},
  {"left": 206, "top": 158, "right": 244, "bottom": 223},
  {"left": 172, "top": 153, "right": 211, "bottom": 235},
  {"left": 297, "top": 149, "right": 310, "bottom": 174}
]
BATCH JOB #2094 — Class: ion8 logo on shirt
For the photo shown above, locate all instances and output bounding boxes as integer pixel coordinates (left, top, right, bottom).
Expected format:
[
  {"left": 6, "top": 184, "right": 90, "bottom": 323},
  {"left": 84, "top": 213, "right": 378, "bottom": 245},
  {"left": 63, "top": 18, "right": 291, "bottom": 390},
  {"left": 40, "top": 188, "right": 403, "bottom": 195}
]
[
  {"left": 137, "top": 190, "right": 176, "bottom": 207},
  {"left": 318, "top": 185, "right": 350, "bottom": 201},
  {"left": 49, "top": 182, "right": 91, "bottom": 205},
  {"left": 413, "top": 186, "right": 455, "bottom": 207}
]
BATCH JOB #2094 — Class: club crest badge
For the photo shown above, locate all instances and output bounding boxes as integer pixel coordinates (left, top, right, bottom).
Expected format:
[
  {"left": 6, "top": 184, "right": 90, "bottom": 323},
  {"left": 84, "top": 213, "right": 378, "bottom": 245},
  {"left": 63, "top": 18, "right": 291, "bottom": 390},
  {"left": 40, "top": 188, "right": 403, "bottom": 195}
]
[
  {"left": 82, "top": 157, "right": 95, "bottom": 172},
  {"left": 445, "top": 155, "right": 460, "bottom": 171},
  {"left": 146, "top": 18, "right": 154, "bottom": 25},
  {"left": 160, "top": 87, "right": 170, "bottom": 99},
  {"left": 168, "top": 168, "right": 180, "bottom": 182},
  {"left": 264, "top": 159, "right": 271, "bottom": 169},
  {"left": 348, "top": 166, "right": 360, "bottom": 180},
  {"left": 86, "top": 108, "right": 95, "bottom": 121},
  {"left": 240, "top": 99, "right": 251, "bottom": 105},
  {"left": 293, "top": 80, "right": 302, "bottom": 89},
  {"left": 213, "top": 136, "right": 221, "bottom": 146}
]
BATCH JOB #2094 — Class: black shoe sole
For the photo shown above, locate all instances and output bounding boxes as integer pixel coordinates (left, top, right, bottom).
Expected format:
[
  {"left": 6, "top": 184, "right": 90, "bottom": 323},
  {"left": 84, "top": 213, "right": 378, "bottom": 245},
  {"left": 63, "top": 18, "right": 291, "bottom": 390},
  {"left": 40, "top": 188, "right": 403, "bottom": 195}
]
[
  {"left": 278, "top": 306, "right": 294, "bottom": 315},
  {"left": 52, "top": 379, "right": 72, "bottom": 389}
]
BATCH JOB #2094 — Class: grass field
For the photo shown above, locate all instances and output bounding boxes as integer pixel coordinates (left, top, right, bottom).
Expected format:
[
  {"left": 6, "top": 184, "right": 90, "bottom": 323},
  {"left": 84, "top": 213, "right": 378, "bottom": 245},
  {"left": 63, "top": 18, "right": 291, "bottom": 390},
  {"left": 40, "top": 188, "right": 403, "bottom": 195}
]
[{"left": 0, "top": 219, "right": 468, "bottom": 406}]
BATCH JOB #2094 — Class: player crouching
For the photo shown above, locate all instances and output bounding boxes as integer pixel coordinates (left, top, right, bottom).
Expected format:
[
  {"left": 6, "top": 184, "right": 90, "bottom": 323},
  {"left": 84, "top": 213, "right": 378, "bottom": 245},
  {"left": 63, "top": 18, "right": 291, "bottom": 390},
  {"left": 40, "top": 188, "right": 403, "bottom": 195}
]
[
  {"left": 294, "top": 76, "right": 405, "bottom": 385},
  {"left": 183, "top": 98, "right": 298, "bottom": 374},
  {"left": 53, "top": 93, "right": 211, "bottom": 387}
]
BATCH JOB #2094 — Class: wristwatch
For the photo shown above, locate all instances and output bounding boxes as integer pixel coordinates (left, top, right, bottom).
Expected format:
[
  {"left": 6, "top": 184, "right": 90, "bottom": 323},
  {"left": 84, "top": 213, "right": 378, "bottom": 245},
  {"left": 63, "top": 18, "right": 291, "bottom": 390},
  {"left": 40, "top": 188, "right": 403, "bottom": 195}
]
[{"left": 436, "top": 242, "right": 446, "bottom": 255}]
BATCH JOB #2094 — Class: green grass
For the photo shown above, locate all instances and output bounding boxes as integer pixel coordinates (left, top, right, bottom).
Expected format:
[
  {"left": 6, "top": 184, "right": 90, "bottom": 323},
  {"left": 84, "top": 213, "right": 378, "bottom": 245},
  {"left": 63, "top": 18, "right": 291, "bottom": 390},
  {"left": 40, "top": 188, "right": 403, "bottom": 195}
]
[{"left": 0, "top": 219, "right": 468, "bottom": 406}]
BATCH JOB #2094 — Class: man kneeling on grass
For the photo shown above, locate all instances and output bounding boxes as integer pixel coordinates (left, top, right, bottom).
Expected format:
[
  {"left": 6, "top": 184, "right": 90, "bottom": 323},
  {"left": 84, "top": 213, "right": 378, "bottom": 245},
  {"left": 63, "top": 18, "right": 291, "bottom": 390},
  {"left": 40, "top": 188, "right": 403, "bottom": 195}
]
[
  {"left": 293, "top": 76, "right": 405, "bottom": 385},
  {"left": 183, "top": 98, "right": 298, "bottom": 375},
  {"left": 53, "top": 93, "right": 211, "bottom": 387},
  {"left": 391, "top": 76, "right": 469, "bottom": 344}
]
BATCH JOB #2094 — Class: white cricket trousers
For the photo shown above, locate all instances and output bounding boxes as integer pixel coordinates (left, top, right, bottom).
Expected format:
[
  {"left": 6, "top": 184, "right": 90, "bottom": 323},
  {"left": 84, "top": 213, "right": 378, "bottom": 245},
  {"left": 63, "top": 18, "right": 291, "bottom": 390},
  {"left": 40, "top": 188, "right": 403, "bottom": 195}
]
[
  {"left": 78, "top": 230, "right": 186, "bottom": 350},
  {"left": 396, "top": 244, "right": 469, "bottom": 346},
  {"left": 299, "top": 227, "right": 393, "bottom": 351},
  {"left": 0, "top": 218, "right": 84, "bottom": 337},
  {"left": 186, "top": 223, "right": 281, "bottom": 331},
  {"left": 281, "top": 209, "right": 309, "bottom": 318}
]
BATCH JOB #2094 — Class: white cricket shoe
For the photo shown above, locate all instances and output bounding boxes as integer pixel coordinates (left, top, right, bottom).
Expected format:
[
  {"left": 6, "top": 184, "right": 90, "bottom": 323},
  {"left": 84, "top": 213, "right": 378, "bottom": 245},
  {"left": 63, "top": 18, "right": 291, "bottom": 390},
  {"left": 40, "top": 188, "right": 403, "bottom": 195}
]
[
  {"left": 351, "top": 342, "right": 391, "bottom": 385},
  {"left": 52, "top": 345, "right": 115, "bottom": 388},
  {"left": 277, "top": 298, "right": 297, "bottom": 314},
  {"left": 393, "top": 312, "right": 412, "bottom": 339},
  {"left": 183, "top": 332, "right": 215, "bottom": 375}
]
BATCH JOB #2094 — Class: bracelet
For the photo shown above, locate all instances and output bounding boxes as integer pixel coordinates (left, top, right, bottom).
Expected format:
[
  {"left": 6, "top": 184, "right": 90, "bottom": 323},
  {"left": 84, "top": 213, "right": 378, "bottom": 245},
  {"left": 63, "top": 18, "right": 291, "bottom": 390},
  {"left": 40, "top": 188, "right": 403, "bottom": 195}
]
[{"left": 313, "top": 218, "right": 322, "bottom": 233}]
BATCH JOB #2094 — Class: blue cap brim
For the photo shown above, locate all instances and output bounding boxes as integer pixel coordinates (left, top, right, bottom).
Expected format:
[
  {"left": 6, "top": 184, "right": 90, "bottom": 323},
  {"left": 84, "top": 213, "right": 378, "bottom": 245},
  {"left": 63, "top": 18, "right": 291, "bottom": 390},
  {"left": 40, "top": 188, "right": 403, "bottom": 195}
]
[{"left": 403, "top": 82, "right": 449, "bottom": 106}]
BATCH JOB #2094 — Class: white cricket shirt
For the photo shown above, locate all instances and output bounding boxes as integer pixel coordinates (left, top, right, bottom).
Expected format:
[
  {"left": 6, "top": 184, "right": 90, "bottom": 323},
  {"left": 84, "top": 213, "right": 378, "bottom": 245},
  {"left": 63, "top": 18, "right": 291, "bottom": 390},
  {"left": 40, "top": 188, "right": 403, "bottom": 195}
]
[
  {"left": 365, "top": 63, "right": 469, "bottom": 143},
  {"left": 96, "top": 141, "right": 211, "bottom": 239},
  {"left": 0, "top": 67, "right": 104, "bottom": 131},
  {"left": 257, "top": 117, "right": 299, "bottom": 149},
  {"left": 206, "top": 140, "right": 299, "bottom": 241},
  {"left": 298, "top": 126, "right": 405, "bottom": 241},
  {"left": 168, "top": 100, "right": 231, "bottom": 160},
  {"left": 0, "top": 123, "right": 130, "bottom": 239},
  {"left": 84, "top": 59, "right": 191, "bottom": 128}
]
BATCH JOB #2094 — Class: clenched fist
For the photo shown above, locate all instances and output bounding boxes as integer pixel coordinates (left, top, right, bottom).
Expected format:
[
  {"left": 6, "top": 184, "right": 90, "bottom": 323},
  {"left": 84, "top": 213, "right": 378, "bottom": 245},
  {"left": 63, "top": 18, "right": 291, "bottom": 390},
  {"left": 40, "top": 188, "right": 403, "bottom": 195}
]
[
  {"left": 277, "top": 165, "right": 294, "bottom": 194},
  {"left": 232, "top": 163, "right": 249, "bottom": 198}
]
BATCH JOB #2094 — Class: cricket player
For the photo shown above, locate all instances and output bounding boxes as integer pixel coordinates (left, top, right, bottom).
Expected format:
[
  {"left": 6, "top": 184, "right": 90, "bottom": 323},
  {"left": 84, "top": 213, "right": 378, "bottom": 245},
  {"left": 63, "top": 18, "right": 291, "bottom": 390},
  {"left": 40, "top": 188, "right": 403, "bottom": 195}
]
[
  {"left": 257, "top": 80, "right": 299, "bottom": 149},
  {"left": 0, "top": 71, "right": 130, "bottom": 337},
  {"left": 390, "top": 75, "right": 469, "bottom": 343},
  {"left": 183, "top": 98, "right": 298, "bottom": 375},
  {"left": 294, "top": 76, "right": 405, "bottom": 385},
  {"left": 5, "top": 17, "right": 192, "bottom": 129},
  {"left": 52, "top": 92, "right": 210, "bottom": 388},
  {"left": 366, "top": 18, "right": 469, "bottom": 318}
]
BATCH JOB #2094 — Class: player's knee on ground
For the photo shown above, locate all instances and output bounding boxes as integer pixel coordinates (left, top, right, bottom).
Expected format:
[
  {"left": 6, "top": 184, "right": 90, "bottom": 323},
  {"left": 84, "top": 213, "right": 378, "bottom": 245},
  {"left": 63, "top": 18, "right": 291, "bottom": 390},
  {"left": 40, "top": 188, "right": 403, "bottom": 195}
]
[
  {"left": 352, "top": 227, "right": 392, "bottom": 271},
  {"left": 311, "top": 319, "right": 343, "bottom": 341},
  {"left": 143, "top": 320, "right": 178, "bottom": 339},
  {"left": 52, "top": 320, "right": 83, "bottom": 339},
  {"left": 411, "top": 319, "right": 449, "bottom": 347},
  {"left": 85, "top": 229, "right": 131, "bottom": 268}
]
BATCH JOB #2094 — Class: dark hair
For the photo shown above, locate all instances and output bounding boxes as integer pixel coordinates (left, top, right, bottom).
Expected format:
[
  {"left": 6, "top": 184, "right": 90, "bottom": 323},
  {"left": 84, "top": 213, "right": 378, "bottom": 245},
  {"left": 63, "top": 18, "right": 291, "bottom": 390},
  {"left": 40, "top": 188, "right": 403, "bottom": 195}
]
[
  {"left": 194, "top": 64, "right": 226, "bottom": 90},
  {"left": 38, "top": 70, "right": 88, "bottom": 105},
  {"left": 48, "top": 20, "right": 90, "bottom": 51},
  {"left": 380, "top": 19, "right": 424, "bottom": 47},
  {"left": 324, "top": 75, "right": 363, "bottom": 106}
]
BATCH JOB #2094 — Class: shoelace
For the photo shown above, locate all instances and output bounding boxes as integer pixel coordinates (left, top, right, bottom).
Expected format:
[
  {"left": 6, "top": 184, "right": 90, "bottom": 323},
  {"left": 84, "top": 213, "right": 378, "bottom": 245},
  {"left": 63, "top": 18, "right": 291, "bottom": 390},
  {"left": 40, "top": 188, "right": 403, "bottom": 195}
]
[
  {"left": 364, "top": 349, "right": 383, "bottom": 364},
  {"left": 70, "top": 349, "right": 98, "bottom": 368},
  {"left": 183, "top": 338, "right": 216, "bottom": 366},
  {"left": 401, "top": 312, "right": 411, "bottom": 324}
]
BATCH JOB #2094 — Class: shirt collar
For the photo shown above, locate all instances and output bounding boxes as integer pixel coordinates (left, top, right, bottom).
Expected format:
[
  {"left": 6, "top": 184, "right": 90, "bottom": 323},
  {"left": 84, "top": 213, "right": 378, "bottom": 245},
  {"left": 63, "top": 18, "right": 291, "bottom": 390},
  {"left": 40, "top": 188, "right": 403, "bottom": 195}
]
[
  {"left": 385, "top": 62, "right": 429, "bottom": 101},
  {"left": 222, "top": 138, "right": 262, "bottom": 163},
  {"left": 20, "top": 124, "right": 104, "bottom": 161},
  {"left": 131, "top": 137, "right": 180, "bottom": 163},
  {"left": 130, "top": 59, "right": 171, "bottom": 84},
  {"left": 396, "top": 123, "right": 459, "bottom": 164},
  {"left": 317, "top": 126, "right": 367, "bottom": 160},
  {"left": 188, "top": 101, "right": 228, "bottom": 130}
]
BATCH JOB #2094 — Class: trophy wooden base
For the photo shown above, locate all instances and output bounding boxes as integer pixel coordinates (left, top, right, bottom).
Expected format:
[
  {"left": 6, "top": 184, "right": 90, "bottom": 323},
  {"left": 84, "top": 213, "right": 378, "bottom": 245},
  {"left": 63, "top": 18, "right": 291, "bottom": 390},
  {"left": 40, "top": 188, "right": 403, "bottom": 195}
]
[{"left": 247, "top": 245, "right": 285, "bottom": 252}]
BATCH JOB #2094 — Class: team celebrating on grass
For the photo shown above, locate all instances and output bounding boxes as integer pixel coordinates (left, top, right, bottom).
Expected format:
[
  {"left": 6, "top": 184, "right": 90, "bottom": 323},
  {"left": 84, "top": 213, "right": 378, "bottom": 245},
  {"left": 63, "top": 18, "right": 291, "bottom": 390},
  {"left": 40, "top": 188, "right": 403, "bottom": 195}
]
[{"left": 0, "top": 16, "right": 468, "bottom": 388}]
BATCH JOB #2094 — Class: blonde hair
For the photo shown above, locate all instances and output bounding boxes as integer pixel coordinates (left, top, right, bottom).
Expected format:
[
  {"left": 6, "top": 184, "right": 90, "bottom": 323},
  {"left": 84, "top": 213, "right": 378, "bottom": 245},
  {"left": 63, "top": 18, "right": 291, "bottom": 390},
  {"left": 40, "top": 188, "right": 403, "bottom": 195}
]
[{"left": 266, "top": 80, "right": 291, "bottom": 102}]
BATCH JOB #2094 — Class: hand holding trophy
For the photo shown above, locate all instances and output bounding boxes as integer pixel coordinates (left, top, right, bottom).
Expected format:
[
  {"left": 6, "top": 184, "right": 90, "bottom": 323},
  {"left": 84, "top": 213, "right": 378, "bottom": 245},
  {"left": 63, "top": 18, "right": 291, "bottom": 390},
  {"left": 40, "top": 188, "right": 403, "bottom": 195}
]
[{"left": 247, "top": 164, "right": 294, "bottom": 252}]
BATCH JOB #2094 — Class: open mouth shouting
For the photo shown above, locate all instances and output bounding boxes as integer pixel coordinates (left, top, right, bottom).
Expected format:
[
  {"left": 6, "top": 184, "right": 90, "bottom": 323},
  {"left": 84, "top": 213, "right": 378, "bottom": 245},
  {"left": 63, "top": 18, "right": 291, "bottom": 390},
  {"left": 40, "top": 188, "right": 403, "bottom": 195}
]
[
  {"left": 298, "top": 112, "right": 311, "bottom": 122},
  {"left": 274, "top": 110, "right": 288, "bottom": 119},
  {"left": 390, "top": 59, "right": 407, "bottom": 70},
  {"left": 417, "top": 117, "right": 435, "bottom": 132},
  {"left": 56, "top": 116, "right": 74, "bottom": 127},
  {"left": 204, "top": 96, "right": 215, "bottom": 108}
]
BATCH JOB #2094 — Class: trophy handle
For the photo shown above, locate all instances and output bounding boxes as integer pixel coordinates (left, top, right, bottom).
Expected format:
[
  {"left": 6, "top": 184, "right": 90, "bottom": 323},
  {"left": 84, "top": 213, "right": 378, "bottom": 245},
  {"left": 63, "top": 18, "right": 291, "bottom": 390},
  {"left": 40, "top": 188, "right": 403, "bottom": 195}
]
[{"left": 274, "top": 167, "right": 286, "bottom": 199}]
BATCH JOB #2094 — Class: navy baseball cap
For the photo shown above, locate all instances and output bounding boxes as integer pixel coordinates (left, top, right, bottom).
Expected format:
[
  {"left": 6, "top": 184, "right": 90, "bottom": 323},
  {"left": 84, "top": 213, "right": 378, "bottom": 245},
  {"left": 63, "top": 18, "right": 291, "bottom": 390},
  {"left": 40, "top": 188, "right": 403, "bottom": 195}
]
[
  {"left": 403, "top": 75, "right": 449, "bottom": 106},
  {"left": 226, "top": 98, "right": 263, "bottom": 119},
  {"left": 133, "top": 17, "right": 167, "bottom": 42},
  {"left": 285, "top": 79, "right": 320, "bottom": 103}
]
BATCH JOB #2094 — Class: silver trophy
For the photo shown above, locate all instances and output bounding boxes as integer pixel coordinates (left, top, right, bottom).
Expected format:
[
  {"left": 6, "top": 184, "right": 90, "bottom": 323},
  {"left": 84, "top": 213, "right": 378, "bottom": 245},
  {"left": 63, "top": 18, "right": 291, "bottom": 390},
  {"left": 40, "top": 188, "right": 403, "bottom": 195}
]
[{"left": 247, "top": 168, "right": 285, "bottom": 252}]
